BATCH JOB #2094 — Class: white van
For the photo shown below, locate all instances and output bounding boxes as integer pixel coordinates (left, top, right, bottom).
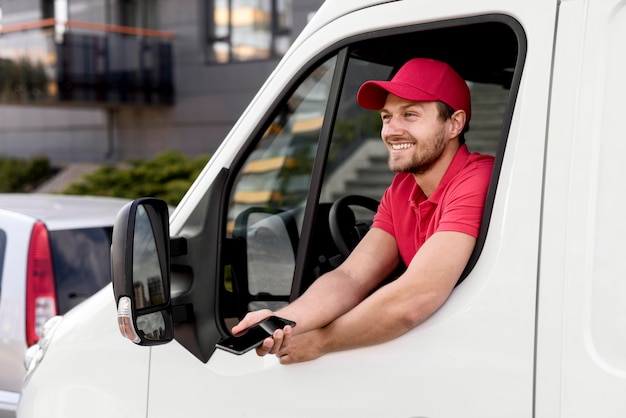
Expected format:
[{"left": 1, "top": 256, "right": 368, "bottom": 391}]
[{"left": 17, "top": 0, "right": 626, "bottom": 416}]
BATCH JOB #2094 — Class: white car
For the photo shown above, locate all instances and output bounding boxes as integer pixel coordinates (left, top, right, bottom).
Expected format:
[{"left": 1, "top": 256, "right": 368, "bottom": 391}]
[{"left": 0, "top": 194, "right": 129, "bottom": 418}]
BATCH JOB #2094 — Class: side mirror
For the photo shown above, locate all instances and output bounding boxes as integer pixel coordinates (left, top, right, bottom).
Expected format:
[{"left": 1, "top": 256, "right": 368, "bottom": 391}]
[{"left": 111, "top": 198, "right": 173, "bottom": 345}]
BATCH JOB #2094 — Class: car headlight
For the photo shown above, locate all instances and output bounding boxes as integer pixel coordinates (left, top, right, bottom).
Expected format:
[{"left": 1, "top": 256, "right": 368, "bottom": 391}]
[{"left": 23, "top": 315, "right": 63, "bottom": 384}]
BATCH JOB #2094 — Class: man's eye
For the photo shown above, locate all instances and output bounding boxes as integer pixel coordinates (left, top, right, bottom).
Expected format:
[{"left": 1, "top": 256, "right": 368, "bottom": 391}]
[{"left": 381, "top": 114, "right": 391, "bottom": 122}]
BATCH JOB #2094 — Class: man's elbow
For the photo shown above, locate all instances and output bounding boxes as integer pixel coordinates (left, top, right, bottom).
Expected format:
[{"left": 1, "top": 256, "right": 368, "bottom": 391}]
[{"left": 399, "top": 292, "right": 449, "bottom": 330}]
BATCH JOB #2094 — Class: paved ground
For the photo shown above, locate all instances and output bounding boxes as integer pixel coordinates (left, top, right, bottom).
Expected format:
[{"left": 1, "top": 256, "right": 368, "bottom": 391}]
[{"left": 35, "top": 163, "right": 102, "bottom": 193}]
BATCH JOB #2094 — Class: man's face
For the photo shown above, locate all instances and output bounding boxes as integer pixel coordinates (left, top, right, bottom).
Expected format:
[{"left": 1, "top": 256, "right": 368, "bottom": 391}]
[{"left": 379, "top": 95, "right": 448, "bottom": 174}]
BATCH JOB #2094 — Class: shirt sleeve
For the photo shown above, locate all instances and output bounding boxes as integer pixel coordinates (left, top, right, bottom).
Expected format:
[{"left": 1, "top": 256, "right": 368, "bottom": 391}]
[{"left": 436, "top": 156, "right": 494, "bottom": 238}]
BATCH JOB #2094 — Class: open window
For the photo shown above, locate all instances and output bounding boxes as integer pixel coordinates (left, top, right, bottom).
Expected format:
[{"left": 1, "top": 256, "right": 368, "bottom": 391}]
[{"left": 219, "top": 15, "right": 524, "bottom": 327}]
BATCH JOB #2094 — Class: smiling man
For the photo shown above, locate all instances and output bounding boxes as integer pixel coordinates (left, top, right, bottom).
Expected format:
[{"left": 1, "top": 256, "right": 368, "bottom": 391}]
[{"left": 233, "top": 58, "right": 495, "bottom": 364}]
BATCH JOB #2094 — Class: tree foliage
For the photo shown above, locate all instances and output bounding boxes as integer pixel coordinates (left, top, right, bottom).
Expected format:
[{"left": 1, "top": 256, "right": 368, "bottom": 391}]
[
  {"left": 63, "top": 151, "right": 211, "bottom": 206},
  {"left": 0, "top": 155, "right": 55, "bottom": 192}
]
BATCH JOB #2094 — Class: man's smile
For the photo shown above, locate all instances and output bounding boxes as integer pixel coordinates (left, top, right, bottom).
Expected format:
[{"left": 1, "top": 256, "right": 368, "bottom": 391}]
[{"left": 389, "top": 142, "right": 415, "bottom": 151}]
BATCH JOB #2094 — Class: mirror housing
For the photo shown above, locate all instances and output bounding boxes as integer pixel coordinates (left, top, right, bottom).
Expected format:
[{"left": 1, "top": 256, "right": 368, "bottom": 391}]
[{"left": 111, "top": 198, "right": 174, "bottom": 346}]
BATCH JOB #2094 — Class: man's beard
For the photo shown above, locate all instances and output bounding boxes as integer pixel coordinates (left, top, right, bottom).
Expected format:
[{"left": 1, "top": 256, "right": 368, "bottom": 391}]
[{"left": 388, "top": 130, "right": 446, "bottom": 174}]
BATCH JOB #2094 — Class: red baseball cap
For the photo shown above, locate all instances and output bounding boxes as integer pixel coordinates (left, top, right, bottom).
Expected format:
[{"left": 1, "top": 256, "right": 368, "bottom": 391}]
[{"left": 357, "top": 58, "right": 471, "bottom": 121}]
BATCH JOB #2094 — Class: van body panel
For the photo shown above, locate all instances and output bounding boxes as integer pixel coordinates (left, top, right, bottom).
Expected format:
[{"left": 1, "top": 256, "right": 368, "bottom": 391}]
[
  {"left": 16, "top": 288, "right": 150, "bottom": 418},
  {"left": 537, "top": 0, "right": 626, "bottom": 416}
]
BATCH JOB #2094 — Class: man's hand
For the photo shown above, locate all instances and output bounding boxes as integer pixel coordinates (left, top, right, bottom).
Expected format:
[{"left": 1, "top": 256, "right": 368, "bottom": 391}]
[
  {"left": 231, "top": 309, "right": 273, "bottom": 336},
  {"left": 274, "top": 329, "right": 326, "bottom": 364},
  {"left": 231, "top": 309, "right": 295, "bottom": 358},
  {"left": 257, "top": 323, "right": 295, "bottom": 358}
]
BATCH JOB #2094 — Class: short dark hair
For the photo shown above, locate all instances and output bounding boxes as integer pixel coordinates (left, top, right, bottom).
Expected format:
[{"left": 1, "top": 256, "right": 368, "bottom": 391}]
[{"left": 436, "top": 101, "right": 468, "bottom": 146}]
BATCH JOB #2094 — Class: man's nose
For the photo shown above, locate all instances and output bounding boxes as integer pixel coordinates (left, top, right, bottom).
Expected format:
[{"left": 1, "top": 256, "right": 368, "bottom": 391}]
[{"left": 382, "top": 119, "right": 403, "bottom": 139}]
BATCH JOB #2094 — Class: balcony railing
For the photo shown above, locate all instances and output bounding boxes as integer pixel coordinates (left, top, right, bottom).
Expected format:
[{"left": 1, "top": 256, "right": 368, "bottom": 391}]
[{"left": 0, "top": 19, "right": 174, "bottom": 106}]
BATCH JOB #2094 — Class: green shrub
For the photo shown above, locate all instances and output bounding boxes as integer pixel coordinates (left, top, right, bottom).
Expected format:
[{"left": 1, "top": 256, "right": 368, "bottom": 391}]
[
  {"left": 0, "top": 155, "right": 56, "bottom": 192},
  {"left": 63, "top": 151, "right": 211, "bottom": 206}
]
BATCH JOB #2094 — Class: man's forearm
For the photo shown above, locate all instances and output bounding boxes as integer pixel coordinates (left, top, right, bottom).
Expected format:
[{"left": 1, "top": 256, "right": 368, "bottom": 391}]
[
  {"left": 278, "top": 229, "right": 401, "bottom": 335},
  {"left": 276, "top": 267, "right": 370, "bottom": 334},
  {"left": 312, "top": 232, "right": 473, "bottom": 356},
  {"left": 315, "top": 279, "right": 432, "bottom": 354}
]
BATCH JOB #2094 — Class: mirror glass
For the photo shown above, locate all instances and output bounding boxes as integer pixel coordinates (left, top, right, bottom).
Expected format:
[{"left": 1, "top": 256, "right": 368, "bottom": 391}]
[
  {"left": 136, "top": 311, "right": 167, "bottom": 341},
  {"left": 132, "top": 204, "right": 166, "bottom": 309}
]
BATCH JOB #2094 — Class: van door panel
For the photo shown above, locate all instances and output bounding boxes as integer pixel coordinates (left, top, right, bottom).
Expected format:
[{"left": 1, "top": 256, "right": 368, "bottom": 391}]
[
  {"left": 539, "top": 0, "right": 626, "bottom": 416},
  {"left": 148, "top": 0, "right": 557, "bottom": 416}
]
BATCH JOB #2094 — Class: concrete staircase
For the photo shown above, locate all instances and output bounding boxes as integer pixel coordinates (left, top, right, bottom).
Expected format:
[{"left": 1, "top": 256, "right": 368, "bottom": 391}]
[
  {"left": 340, "top": 152, "right": 393, "bottom": 201},
  {"left": 35, "top": 163, "right": 102, "bottom": 193}
]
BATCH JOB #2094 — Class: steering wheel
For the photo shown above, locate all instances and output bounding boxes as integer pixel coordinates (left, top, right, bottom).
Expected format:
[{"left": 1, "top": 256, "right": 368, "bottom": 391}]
[{"left": 328, "top": 195, "right": 380, "bottom": 258}]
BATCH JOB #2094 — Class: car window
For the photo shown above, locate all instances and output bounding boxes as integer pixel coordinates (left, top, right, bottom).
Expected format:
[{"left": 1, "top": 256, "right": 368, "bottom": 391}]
[
  {"left": 224, "top": 57, "right": 337, "bottom": 317},
  {"left": 220, "top": 16, "right": 522, "bottom": 321},
  {"left": 49, "top": 226, "right": 114, "bottom": 313}
]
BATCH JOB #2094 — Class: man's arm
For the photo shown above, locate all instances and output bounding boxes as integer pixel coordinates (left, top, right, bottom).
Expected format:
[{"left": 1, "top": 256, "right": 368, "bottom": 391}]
[
  {"left": 274, "top": 230, "right": 476, "bottom": 363},
  {"left": 278, "top": 228, "right": 402, "bottom": 331},
  {"left": 231, "top": 228, "right": 401, "bottom": 341}
]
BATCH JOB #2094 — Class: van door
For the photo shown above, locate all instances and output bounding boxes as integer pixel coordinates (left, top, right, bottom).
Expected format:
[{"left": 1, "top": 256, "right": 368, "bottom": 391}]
[
  {"left": 537, "top": 0, "right": 626, "bottom": 416},
  {"left": 148, "top": 1, "right": 557, "bottom": 416}
]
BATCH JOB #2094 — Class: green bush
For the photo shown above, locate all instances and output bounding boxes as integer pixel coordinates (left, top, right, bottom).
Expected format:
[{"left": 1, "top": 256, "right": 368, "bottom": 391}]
[
  {"left": 0, "top": 155, "right": 56, "bottom": 192},
  {"left": 63, "top": 151, "right": 211, "bottom": 206}
]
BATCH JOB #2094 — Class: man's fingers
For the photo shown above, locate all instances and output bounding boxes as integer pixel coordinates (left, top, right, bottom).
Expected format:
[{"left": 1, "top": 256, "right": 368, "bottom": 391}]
[
  {"left": 256, "top": 337, "right": 274, "bottom": 356},
  {"left": 278, "top": 354, "right": 292, "bottom": 365},
  {"left": 236, "top": 312, "right": 294, "bottom": 358},
  {"left": 283, "top": 325, "right": 293, "bottom": 341},
  {"left": 268, "top": 329, "right": 284, "bottom": 354},
  {"left": 231, "top": 309, "right": 272, "bottom": 335}
]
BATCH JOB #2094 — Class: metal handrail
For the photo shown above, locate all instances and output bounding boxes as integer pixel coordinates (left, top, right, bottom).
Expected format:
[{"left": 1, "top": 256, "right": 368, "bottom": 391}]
[{"left": 0, "top": 18, "right": 175, "bottom": 39}]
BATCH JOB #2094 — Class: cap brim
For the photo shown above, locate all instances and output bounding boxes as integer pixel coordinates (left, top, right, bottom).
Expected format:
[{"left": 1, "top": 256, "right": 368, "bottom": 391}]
[{"left": 357, "top": 80, "right": 438, "bottom": 110}]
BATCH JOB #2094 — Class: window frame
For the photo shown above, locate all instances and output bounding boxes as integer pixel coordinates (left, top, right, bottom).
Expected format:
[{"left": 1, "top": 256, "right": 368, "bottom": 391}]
[{"left": 216, "top": 14, "right": 527, "bottom": 321}]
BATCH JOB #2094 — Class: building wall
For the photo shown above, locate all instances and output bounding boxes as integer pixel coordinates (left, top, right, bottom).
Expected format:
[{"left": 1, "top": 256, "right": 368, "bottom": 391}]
[{"left": 0, "top": 0, "right": 324, "bottom": 164}]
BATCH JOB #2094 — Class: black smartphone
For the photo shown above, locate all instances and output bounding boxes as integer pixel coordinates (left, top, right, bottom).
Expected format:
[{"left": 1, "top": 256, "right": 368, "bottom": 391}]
[{"left": 215, "top": 316, "right": 296, "bottom": 355}]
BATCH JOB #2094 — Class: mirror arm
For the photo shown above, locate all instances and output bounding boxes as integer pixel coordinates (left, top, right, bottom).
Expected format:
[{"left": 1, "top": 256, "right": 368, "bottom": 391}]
[
  {"left": 171, "top": 303, "right": 194, "bottom": 324},
  {"left": 169, "top": 237, "right": 191, "bottom": 324},
  {"left": 171, "top": 237, "right": 188, "bottom": 257}
]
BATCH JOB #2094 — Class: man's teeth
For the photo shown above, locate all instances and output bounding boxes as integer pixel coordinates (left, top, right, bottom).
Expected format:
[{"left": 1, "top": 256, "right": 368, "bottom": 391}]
[{"left": 391, "top": 143, "right": 414, "bottom": 150}]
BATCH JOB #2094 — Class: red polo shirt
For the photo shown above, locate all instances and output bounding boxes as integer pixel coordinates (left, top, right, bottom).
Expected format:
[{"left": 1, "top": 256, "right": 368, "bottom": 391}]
[{"left": 372, "top": 145, "right": 494, "bottom": 266}]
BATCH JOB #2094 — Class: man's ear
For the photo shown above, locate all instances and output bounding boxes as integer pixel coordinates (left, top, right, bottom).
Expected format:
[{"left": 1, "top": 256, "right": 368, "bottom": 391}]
[{"left": 449, "top": 110, "right": 467, "bottom": 137}]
